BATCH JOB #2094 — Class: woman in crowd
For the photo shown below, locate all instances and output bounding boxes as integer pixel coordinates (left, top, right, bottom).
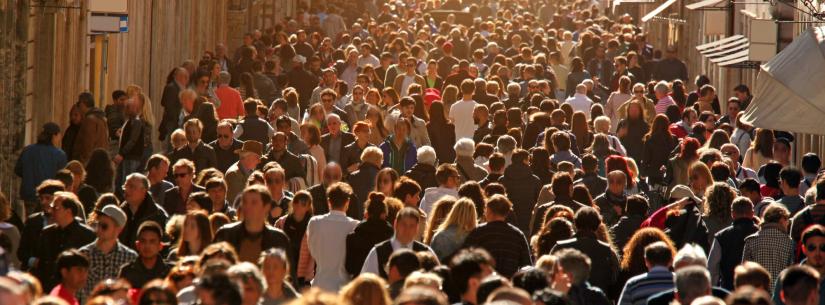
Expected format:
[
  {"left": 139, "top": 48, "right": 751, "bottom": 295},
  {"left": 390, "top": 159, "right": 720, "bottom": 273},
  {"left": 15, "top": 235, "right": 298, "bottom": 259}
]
[
  {"left": 340, "top": 274, "right": 392, "bottom": 305},
  {"left": 571, "top": 111, "right": 594, "bottom": 153},
  {"left": 423, "top": 198, "right": 457, "bottom": 245},
  {"left": 366, "top": 106, "right": 390, "bottom": 146},
  {"left": 689, "top": 162, "right": 715, "bottom": 200},
  {"left": 430, "top": 198, "right": 478, "bottom": 263},
  {"left": 667, "top": 137, "right": 702, "bottom": 191},
  {"left": 65, "top": 160, "right": 100, "bottom": 215},
  {"left": 84, "top": 149, "right": 115, "bottom": 195},
  {"left": 618, "top": 101, "right": 650, "bottom": 162},
  {"left": 374, "top": 168, "right": 400, "bottom": 198},
  {"left": 426, "top": 101, "right": 456, "bottom": 164},
  {"left": 605, "top": 76, "right": 632, "bottom": 126},
  {"left": 380, "top": 117, "right": 417, "bottom": 174},
  {"left": 168, "top": 210, "right": 212, "bottom": 262},
  {"left": 261, "top": 248, "right": 301, "bottom": 304},
  {"left": 530, "top": 148, "right": 553, "bottom": 186},
  {"left": 274, "top": 191, "right": 313, "bottom": 285},
  {"left": 743, "top": 128, "right": 774, "bottom": 170},
  {"left": 301, "top": 123, "right": 325, "bottom": 180},
  {"left": 642, "top": 115, "right": 678, "bottom": 186},
  {"left": 532, "top": 218, "right": 574, "bottom": 258},
  {"left": 702, "top": 182, "right": 737, "bottom": 239}
]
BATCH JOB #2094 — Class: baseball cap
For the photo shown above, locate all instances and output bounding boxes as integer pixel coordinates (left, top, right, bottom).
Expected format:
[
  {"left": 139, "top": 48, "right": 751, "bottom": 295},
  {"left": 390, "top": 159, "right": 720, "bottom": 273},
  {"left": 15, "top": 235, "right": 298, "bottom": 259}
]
[
  {"left": 100, "top": 205, "right": 127, "bottom": 227},
  {"left": 668, "top": 184, "right": 702, "bottom": 204}
]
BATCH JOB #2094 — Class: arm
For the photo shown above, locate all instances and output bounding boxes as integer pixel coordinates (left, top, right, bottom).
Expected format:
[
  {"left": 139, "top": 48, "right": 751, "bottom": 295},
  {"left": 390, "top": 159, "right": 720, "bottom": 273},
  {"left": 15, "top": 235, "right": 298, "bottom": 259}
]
[
  {"left": 360, "top": 247, "right": 380, "bottom": 275},
  {"left": 708, "top": 238, "right": 722, "bottom": 285}
]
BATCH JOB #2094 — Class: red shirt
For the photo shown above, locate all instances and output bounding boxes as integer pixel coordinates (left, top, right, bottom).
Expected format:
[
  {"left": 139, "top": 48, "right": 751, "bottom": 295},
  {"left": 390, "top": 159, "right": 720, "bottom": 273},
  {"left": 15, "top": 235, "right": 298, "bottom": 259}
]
[
  {"left": 50, "top": 284, "right": 79, "bottom": 305},
  {"left": 215, "top": 85, "right": 244, "bottom": 120}
]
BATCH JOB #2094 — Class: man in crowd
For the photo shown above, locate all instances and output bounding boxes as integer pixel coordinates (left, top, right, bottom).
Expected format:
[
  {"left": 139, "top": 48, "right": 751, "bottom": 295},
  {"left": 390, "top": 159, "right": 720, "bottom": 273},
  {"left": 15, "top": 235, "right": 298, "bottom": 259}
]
[
  {"left": 210, "top": 121, "right": 243, "bottom": 173},
  {"left": 321, "top": 114, "right": 355, "bottom": 164},
  {"left": 50, "top": 249, "right": 89, "bottom": 305},
  {"left": 15, "top": 123, "right": 67, "bottom": 217},
  {"left": 556, "top": 248, "right": 612, "bottom": 305},
  {"left": 743, "top": 204, "right": 793, "bottom": 283},
  {"left": 120, "top": 173, "right": 168, "bottom": 250},
  {"left": 361, "top": 207, "right": 435, "bottom": 277},
  {"left": 500, "top": 149, "right": 542, "bottom": 234},
  {"left": 778, "top": 167, "right": 805, "bottom": 215},
  {"left": 18, "top": 179, "right": 65, "bottom": 269},
  {"left": 419, "top": 164, "right": 460, "bottom": 215},
  {"left": 386, "top": 97, "right": 430, "bottom": 148},
  {"left": 451, "top": 248, "right": 495, "bottom": 305},
  {"left": 159, "top": 68, "right": 188, "bottom": 141},
  {"left": 225, "top": 141, "right": 263, "bottom": 202},
  {"left": 169, "top": 118, "right": 217, "bottom": 173},
  {"left": 463, "top": 194, "right": 532, "bottom": 278},
  {"left": 618, "top": 242, "right": 675, "bottom": 305},
  {"left": 79, "top": 205, "right": 137, "bottom": 302},
  {"left": 215, "top": 71, "right": 244, "bottom": 120},
  {"left": 32, "top": 192, "right": 95, "bottom": 290},
  {"left": 778, "top": 266, "right": 820, "bottom": 305},
  {"left": 114, "top": 96, "right": 148, "bottom": 191},
  {"left": 553, "top": 207, "right": 620, "bottom": 294},
  {"left": 708, "top": 197, "right": 758, "bottom": 290},
  {"left": 73, "top": 92, "right": 110, "bottom": 163},
  {"left": 345, "top": 193, "right": 393, "bottom": 277},
  {"left": 262, "top": 131, "right": 305, "bottom": 182},
  {"left": 450, "top": 79, "right": 479, "bottom": 140},
  {"left": 214, "top": 185, "right": 291, "bottom": 263},
  {"left": 307, "top": 182, "right": 360, "bottom": 292},
  {"left": 593, "top": 170, "right": 628, "bottom": 227},
  {"left": 118, "top": 221, "right": 172, "bottom": 289},
  {"left": 453, "top": 138, "right": 488, "bottom": 184},
  {"left": 145, "top": 154, "right": 174, "bottom": 208},
  {"left": 163, "top": 159, "right": 205, "bottom": 215},
  {"left": 234, "top": 100, "right": 275, "bottom": 145}
]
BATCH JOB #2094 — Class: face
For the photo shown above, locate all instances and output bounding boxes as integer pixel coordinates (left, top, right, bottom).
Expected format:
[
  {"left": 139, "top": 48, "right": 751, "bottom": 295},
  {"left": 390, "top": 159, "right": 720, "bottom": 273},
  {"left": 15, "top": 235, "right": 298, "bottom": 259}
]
[
  {"left": 355, "top": 128, "right": 371, "bottom": 141},
  {"left": 352, "top": 88, "right": 365, "bottom": 101},
  {"left": 95, "top": 216, "right": 120, "bottom": 241},
  {"left": 196, "top": 76, "right": 210, "bottom": 89},
  {"left": 151, "top": 160, "right": 170, "bottom": 179},
  {"left": 690, "top": 171, "right": 708, "bottom": 190},
  {"left": 173, "top": 167, "right": 193, "bottom": 187},
  {"left": 395, "top": 121, "right": 409, "bottom": 139},
  {"left": 136, "top": 231, "right": 162, "bottom": 259},
  {"left": 404, "top": 192, "right": 420, "bottom": 207},
  {"left": 185, "top": 126, "right": 202, "bottom": 143},
  {"left": 427, "top": 63, "right": 437, "bottom": 74},
  {"left": 186, "top": 199, "right": 205, "bottom": 212},
  {"left": 262, "top": 257, "right": 287, "bottom": 285},
  {"left": 39, "top": 193, "right": 55, "bottom": 213},
  {"left": 703, "top": 115, "right": 716, "bottom": 130},
  {"left": 327, "top": 117, "right": 342, "bottom": 135},
  {"left": 266, "top": 173, "right": 285, "bottom": 192},
  {"left": 241, "top": 192, "right": 270, "bottom": 222},
  {"left": 217, "top": 126, "right": 233, "bottom": 146},
  {"left": 272, "top": 134, "right": 287, "bottom": 151},
  {"left": 378, "top": 174, "right": 394, "bottom": 193},
  {"left": 50, "top": 198, "right": 72, "bottom": 223},
  {"left": 123, "top": 177, "right": 148, "bottom": 203},
  {"left": 321, "top": 95, "right": 335, "bottom": 110},
  {"left": 61, "top": 266, "right": 88, "bottom": 289},
  {"left": 240, "top": 153, "right": 261, "bottom": 170},
  {"left": 183, "top": 216, "right": 200, "bottom": 242},
  {"left": 395, "top": 216, "right": 420, "bottom": 244},
  {"left": 207, "top": 186, "right": 226, "bottom": 205},
  {"left": 323, "top": 166, "right": 343, "bottom": 185},
  {"left": 238, "top": 278, "right": 262, "bottom": 305},
  {"left": 292, "top": 199, "right": 309, "bottom": 216},
  {"left": 728, "top": 103, "right": 740, "bottom": 117},
  {"left": 773, "top": 142, "right": 790, "bottom": 161},
  {"left": 322, "top": 72, "right": 335, "bottom": 85},
  {"left": 805, "top": 236, "right": 825, "bottom": 269},
  {"left": 401, "top": 104, "right": 415, "bottom": 117},
  {"left": 608, "top": 175, "right": 626, "bottom": 195}
]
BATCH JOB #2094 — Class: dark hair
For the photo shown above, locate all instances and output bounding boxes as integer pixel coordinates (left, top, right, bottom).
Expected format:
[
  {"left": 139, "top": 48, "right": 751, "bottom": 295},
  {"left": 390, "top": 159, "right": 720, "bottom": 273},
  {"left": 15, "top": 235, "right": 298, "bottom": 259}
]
[
  {"left": 145, "top": 154, "right": 170, "bottom": 172},
  {"left": 581, "top": 154, "right": 598, "bottom": 172},
  {"left": 387, "top": 249, "right": 421, "bottom": 278},
  {"left": 77, "top": 92, "right": 95, "bottom": 108},
  {"left": 394, "top": 177, "right": 422, "bottom": 203},
  {"left": 450, "top": 248, "right": 494, "bottom": 294},
  {"left": 780, "top": 166, "right": 803, "bottom": 188},
  {"left": 740, "top": 178, "right": 761, "bottom": 194},
  {"left": 477, "top": 275, "right": 508, "bottom": 304},
  {"left": 188, "top": 191, "right": 213, "bottom": 211},
  {"left": 734, "top": 262, "right": 772, "bottom": 290},
  {"left": 57, "top": 249, "right": 90, "bottom": 273},
  {"left": 802, "top": 153, "right": 822, "bottom": 174},
  {"left": 326, "top": 182, "right": 353, "bottom": 209},
  {"left": 85, "top": 148, "right": 115, "bottom": 193},
  {"left": 512, "top": 267, "right": 549, "bottom": 296},
  {"left": 365, "top": 192, "right": 388, "bottom": 219},
  {"left": 551, "top": 173, "right": 574, "bottom": 198},
  {"left": 802, "top": 224, "right": 825, "bottom": 246},
  {"left": 137, "top": 221, "right": 164, "bottom": 240},
  {"left": 488, "top": 153, "right": 506, "bottom": 172},
  {"left": 485, "top": 194, "right": 512, "bottom": 216},
  {"left": 435, "top": 164, "right": 459, "bottom": 185},
  {"left": 780, "top": 266, "right": 820, "bottom": 305},
  {"left": 396, "top": 207, "right": 422, "bottom": 224},
  {"left": 625, "top": 195, "right": 650, "bottom": 216},
  {"left": 195, "top": 273, "right": 243, "bottom": 305},
  {"left": 573, "top": 207, "right": 601, "bottom": 232},
  {"left": 644, "top": 241, "right": 673, "bottom": 267},
  {"left": 710, "top": 162, "right": 731, "bottom": 182}
]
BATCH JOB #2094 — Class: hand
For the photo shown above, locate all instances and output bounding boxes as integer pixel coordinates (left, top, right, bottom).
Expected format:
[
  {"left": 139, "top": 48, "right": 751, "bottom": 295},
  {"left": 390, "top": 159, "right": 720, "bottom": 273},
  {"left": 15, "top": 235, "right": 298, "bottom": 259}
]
[
  {"left": 551, "top": 267, "right": 572, "bottom": 294},
  {"left": 113, "top": 154, "right": 124, "bottom": 164}
]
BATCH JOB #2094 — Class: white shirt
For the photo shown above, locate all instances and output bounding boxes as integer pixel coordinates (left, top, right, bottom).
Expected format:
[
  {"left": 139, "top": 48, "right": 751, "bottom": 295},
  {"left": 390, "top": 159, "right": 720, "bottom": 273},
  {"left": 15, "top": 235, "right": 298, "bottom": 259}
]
[
  {"left": 449, "top": 99, "right": 478, "bottom": 140},
  {"left": 564, "top": 93, "right": 594, "bottom": 118},
  {"left": 419, "top": 187, "right": 459, "bottom": 215},
  {"left": 307, "top": 210, "right": 359, "bottom": 292},
  {"left": 361, "top": 237, "right": 437, "bottom": 275}
]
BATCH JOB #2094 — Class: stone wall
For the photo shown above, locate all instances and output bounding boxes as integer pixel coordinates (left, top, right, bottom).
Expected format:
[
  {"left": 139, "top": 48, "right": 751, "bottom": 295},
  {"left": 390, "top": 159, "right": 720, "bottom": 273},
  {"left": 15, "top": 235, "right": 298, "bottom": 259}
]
[{"left": 0, "top": 0, "right": 30, "bottom": 200}]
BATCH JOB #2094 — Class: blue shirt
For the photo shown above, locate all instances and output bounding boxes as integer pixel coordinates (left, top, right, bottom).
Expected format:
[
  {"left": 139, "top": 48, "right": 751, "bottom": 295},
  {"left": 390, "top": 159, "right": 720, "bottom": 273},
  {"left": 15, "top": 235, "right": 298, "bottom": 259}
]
[{"left": 15, "top": 143, "right": 67, "bottom": 201}]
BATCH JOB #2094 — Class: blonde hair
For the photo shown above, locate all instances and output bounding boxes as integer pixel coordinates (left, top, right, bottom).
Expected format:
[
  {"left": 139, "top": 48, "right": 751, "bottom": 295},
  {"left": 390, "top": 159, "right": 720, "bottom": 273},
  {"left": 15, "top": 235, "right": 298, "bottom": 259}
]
[
  {"left": 65, "top": 160, "right": 86, "bottom": 181},
  {"left": 170, "top": 129, "right": 187, "bottom": 149},
  {"left": 535, "top": 254, "right": 557, "bottom": 273},
  {"left": 423, "top": 197, "right": 457, "bottom": 244},
  {"left": 436, "top": 198, "right": 479, "bottom": 235},
  {"left": 403, "top": 271, "right": 443, "bottom": 290},
  {"left": 128, "top": 85, "right": 156, "bottom": 127},
  {"left": 340, "top": 274, "right": 391, "bottom": 305},
  {"left": 361, "top": 146, "right": 384, "bottom": 166},
  {"left": 593, "top": 116, "right": 612, "bottom": 133}
]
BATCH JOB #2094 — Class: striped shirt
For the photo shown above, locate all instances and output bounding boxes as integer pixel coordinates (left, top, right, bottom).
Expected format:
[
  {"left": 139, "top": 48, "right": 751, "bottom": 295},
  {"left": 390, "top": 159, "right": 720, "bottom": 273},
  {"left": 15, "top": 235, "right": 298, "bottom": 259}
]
[
  {"left": 617, "top": 266, "right": 675, "bottom": 305},
  {"left": 654, "top": 96, "right": 676, "bottom": 114}
]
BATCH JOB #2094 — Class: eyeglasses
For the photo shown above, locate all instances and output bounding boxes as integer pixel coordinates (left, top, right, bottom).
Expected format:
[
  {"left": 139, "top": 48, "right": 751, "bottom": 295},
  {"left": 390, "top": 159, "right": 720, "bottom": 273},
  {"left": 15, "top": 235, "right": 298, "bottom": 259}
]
[
  {"left": 174, "top": 172, "right": 190, "bottom": 178},
  {"left": 807, "top": 243, "right": 825, "bottom": 252}
]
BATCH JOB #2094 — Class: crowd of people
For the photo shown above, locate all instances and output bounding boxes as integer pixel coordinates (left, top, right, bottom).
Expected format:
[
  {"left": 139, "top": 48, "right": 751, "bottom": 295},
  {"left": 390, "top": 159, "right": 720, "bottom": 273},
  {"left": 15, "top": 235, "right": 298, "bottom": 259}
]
[{"left": 4, "top": 1, "right": 823, "bottom": 305}]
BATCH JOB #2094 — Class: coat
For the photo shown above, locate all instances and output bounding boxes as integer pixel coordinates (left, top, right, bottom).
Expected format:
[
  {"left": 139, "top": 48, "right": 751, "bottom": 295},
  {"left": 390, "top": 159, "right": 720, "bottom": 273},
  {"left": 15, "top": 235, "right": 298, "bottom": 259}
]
[
  {"left": 498, "top": 163, "right": 542, "bottom": 234},
  {"left": 261, "top": 149, "right": 305, "bottom": 182},
  {"left": 225, "top": 162, "right": 252, "bottom": 204},
  {"left": 393, "top": 74, "right": 426, "bottom": 95},
  {"left": 426, "top": 122, "right": 456, "bottom": 163},
  {"left": 344, "top": 219, "right": 393, "bottom": 277},
  {"left": 167, "top": 142, "right": 218, "bottom": 177},
  {"left": 15, "top": 143, "right": 67, "bottom": 201},
  {"left": 341, "top": 142, "right": 375, "bottom": 174},
  {"left": 320, "top": 132, "right": 356, "bottom": 164},
  {"left": 308, "top": 183, "right": 361, "bottom": 219},
  {"left": 454, "top": 156, "right": 488, "bottom": 184},
  {"left": 119, "top": 196, "right": 169, "bottom": 249},
  {"left": 73, "top": 108, "right": 109, "bottom": 163},
  {"left": 552, "top": 232, "right": 621, "bottom": 294},
  {"left": 162, "top": 185, "right": 206, "bottom": 216},
  {"left": 380, "top": 137, "right": 418, "bottom": 175},
  {"left": 159, "top": 81, "right": 182, "bottom": 140},
  {"left": 213, "top": 221, "right": 293, "bottom": 261},
  {"left": 347, "top": 163, "right": 381, "bottom": 216},
  {"left": 404, "top": 163, "right": 438, "bottom": 190}
]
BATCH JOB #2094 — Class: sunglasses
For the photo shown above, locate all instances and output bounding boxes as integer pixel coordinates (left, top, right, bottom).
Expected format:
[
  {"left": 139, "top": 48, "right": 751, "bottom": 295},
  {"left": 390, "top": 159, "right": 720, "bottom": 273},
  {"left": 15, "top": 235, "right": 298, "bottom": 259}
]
[
  {"left": 98, "top": 222, "right": 110, "bottom": 231},
  {"left": 807, "top": 244, "right": 825, "bottom": 252},
  {"left": 174, "top": 172, "right": 190, "bottom": 178}
]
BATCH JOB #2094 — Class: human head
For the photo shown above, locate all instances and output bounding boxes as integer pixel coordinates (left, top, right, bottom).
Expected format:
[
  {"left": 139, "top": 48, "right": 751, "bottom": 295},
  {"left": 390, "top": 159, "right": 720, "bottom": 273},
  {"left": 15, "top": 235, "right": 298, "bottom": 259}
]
[
  {"left": 340, "top": 273, "right": 392, "bottom": 305},
  {"left": 57, "top": 249, "right": 89, "bottom": 290},
  {"left": 395, "top": 207, "right": 422, "bottom": 244},
  {"left": 780, "top": 265, "right": 820, "bottom": 305},
  {"left": 673, "top": 244, "right": 708, "bottom": 269},
  {"left": 802, "top": 225, "right": 825, "bottom": 270},
  {"left": 326, "top": 182, "right": 353, "bottom": 211},
  {"left": 394, "top": 177, "right": 422, "bottom": 207},
  {"left": 240, "top": 185, "right": 273, "bottom": 224},
  {"left": 450, "top": 248, "right": 495, "bottom": 299},
  {"left": 555, "top": 248, "right": 591, "bottom": 285},
  {"left": 675, "top": 266, "right": 712, "bottom": 305},
  {"left": 484, "top": 194, "right": 512, "bottom": 221},
  {"left": 734, "top": 261, "right": 772, "bottom": 291},
  {"left": 228, "top": 262, "right": 266, "bottom": 305},
  {"left": 645, "top": 241, "right": 674, "bottom": 269},
  {"left": 416, "top": 146, "right": 437, "bottom": 166}
]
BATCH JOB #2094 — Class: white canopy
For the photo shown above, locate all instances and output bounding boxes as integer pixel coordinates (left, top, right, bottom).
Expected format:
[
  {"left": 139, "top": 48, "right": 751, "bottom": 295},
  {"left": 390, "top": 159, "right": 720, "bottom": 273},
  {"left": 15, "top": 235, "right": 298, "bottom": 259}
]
[{"left": 742, "top": 26, "right": 825, "bottom": 135}]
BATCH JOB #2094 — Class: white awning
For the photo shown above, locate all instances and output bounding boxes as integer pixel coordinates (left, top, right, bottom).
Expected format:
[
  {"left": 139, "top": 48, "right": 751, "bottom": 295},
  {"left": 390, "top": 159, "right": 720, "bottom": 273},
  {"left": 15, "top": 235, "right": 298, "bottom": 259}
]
[
  {"left": 686, "top": 0, "right": 726, "bottom": 10},
  {"left": 613, "top": 0, "right": 655, "bottom": 7},
  {"left": 642, "top": 0, "right": 678, "bottom": 22},
  {"left": 696, "top": 35, "right": 751, "bottom": 66}
]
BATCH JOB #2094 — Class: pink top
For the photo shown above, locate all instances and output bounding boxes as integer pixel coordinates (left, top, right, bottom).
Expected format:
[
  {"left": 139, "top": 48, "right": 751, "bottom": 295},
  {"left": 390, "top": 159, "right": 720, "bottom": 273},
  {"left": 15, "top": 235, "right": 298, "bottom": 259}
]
[{"left": 216, "top": 85, "right": 244, "bottom": 120}]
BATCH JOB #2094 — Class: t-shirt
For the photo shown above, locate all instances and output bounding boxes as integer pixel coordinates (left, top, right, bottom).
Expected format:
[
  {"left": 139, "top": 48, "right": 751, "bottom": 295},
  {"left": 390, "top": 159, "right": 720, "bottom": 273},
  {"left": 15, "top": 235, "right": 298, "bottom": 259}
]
[{"left": 450, "top": 99, "right": 478, "bottom": 140}]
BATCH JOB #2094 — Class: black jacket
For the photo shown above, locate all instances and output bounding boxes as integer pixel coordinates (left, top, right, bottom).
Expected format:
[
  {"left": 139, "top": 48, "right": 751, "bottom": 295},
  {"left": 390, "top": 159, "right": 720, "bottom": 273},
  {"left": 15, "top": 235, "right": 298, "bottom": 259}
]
[
  {"left": 118, "top": 259, "right": 174, "bottom": 290},
  {"left": 320, "top": 132, "right": 356, "bottom": 164},
  {"left": 714, "top": 218, "right": 759, "bottom": 290},
  {"left": 464, "top": 220, "right": 533, "bottom": 278},
  {"left": 347, "top": 163, "right": 381, "bottom": 218},
  {"left": 18, "top": 212, "right": 48, "bottom": 269},
  {"left": 568, "top": 282, "right": 611, "bottom": 305},
  {"left": 552, "top": 232, "right": 620, "bottom": 295},
  {"left": 642, "top": 134, "right": 678, "bottom": 184},
  {"left": 665, "top": 203, "right": 711, "bottom": 251},
  {"left": 610, "top": 215, "right": 646, "bottom": 252},
  {"left": 575, "top": 173, "right": 607, "bottom": 198},
  {"left": 238, "top": 115, "right": 271, "bottom": 145},
  {"left": 341, "top": 142, "right": 375, "bottom": 175},
  {"left": 345, "top": 218, "right": 394, "bottom": 277},
  {"left": 209, "top": 139, "right": 243, "bottom": 173},
  {"left": 168, "top": 142, "right": 218, "bottom": 177},
  {"left": 213, "top": 222, "right": 292, "bottom": 260},
  {"left": 426, "top": 122, "right": 457, "bottom": 163},
  {"left": 159, "top": 81, "right": 182, "bottom": 140},
  {"left": 404, "top": 164, "right": 438, "bottom": 190},
  {"left": 120, "top": 196, "right": 170, "bottom": 248},
  {"left": 261, "top": 149, "right": 304, "bottom": 181},
  {"left": 32, "top": 220, "right": 96, "bottom": 290},
  {"left": 498, "top": 163, "right": 542, "bottom": 234},
  {"left": 162, "top": 185, "right": 206, "bottom": 216},
  {"left": 593, "top": 192, "right": 626, "bottom": 226},
  {"left": 118, "top": 116, "right": 147, "bottom": 160}
]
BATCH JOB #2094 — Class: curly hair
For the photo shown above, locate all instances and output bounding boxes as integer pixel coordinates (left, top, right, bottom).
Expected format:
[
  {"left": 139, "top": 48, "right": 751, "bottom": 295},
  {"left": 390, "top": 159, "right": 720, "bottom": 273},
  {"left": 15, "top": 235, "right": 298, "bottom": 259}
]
[
  {"left": 704, "top": 182, "right": 737, "bottom": 221},
  {"left": 621, "top": 227, "right": 677, "bottom": 277},
  {"left": 534, "top": 218, "right": 574, "bottom": 258}
]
